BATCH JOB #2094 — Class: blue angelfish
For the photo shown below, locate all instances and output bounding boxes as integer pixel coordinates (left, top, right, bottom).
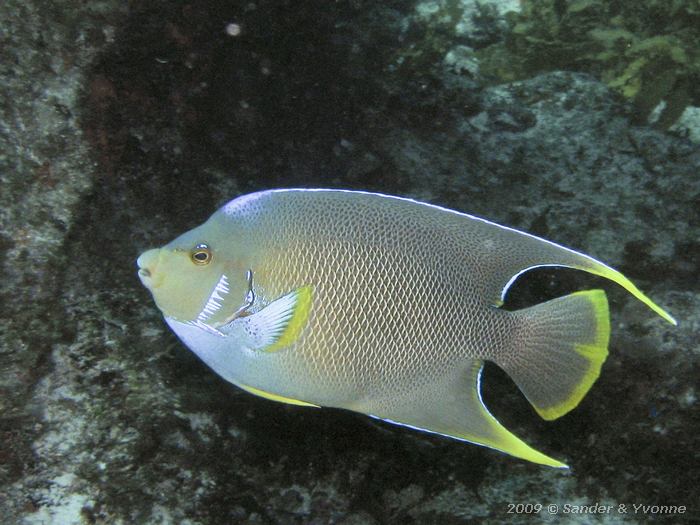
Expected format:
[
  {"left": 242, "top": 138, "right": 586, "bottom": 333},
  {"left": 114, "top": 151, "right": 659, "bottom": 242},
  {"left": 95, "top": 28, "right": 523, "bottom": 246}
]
[{"left": 137, "top": 189, "right": 675, "bottom": 467}]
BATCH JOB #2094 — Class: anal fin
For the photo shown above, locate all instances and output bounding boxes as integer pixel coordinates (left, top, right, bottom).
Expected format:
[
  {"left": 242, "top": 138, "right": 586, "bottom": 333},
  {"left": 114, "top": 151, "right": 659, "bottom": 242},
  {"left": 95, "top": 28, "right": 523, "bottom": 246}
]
[{"left": 366, "top": 361, "right": 567, "bottom": 468}]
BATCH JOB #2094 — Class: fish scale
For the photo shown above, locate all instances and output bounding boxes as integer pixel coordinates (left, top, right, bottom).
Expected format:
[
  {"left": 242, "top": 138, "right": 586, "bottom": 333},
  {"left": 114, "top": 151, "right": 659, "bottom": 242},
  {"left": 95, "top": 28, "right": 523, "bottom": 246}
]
[{"left": 231, "top": 193, "right": 521, "bottom": 417}]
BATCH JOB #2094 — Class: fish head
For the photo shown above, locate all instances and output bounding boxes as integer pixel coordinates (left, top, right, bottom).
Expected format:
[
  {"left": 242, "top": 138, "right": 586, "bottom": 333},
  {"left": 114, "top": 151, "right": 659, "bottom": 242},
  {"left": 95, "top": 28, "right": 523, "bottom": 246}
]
[{"left": 137, "top": 216, "right": 250, "bottom": 326}]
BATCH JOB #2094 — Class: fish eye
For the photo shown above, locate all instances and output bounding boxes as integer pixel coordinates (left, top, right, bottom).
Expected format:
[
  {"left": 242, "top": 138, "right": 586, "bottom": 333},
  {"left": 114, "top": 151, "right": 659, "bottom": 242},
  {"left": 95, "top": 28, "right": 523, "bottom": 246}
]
[{"left": 191, "top": 243, "right": 212, "bottom": 265}]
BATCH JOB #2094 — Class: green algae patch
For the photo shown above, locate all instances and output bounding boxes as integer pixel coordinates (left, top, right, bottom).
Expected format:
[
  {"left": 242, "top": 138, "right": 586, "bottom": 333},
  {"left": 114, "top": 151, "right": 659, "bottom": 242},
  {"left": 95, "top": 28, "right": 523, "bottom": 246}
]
[{"left": 477, "top": 0, "right": 700, "bottom": 128}]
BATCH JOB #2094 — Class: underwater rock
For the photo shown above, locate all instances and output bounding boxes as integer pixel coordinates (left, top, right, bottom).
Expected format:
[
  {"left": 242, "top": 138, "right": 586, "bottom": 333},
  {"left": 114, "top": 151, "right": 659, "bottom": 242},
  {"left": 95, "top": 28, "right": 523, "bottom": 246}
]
[
  {"left": 670, "top": 105, "right": 700, "bottom": 144},
  {"left": 1, "top": 1, "right": 697, "bottom": 524},
  {"left": 0, "top": 0, "right": 127, "bottom": 522}
]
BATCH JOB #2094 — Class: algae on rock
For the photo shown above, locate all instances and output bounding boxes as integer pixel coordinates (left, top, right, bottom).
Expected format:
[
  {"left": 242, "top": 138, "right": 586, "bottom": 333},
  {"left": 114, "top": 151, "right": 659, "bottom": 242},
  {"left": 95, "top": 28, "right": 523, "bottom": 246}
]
[{"left": 477, "top": 0, "right": 700, "bottom": 128}]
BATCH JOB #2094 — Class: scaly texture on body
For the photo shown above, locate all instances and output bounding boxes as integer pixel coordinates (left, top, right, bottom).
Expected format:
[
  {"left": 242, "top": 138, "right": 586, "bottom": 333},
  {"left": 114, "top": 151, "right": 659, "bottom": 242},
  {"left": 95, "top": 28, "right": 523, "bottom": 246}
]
[{"left": 137, "top": 189, "right": 675, "bottom": 467}]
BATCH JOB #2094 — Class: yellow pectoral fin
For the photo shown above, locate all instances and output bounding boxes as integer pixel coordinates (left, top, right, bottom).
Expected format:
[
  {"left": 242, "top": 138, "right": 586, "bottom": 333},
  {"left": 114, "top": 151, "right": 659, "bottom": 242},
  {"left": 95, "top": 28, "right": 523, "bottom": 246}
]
[
  {"left": 257, "top": 285, "right": 314, "bottom": 353},
  {"left": 238, "top": 383, "right": 319, "bottom": 407}
]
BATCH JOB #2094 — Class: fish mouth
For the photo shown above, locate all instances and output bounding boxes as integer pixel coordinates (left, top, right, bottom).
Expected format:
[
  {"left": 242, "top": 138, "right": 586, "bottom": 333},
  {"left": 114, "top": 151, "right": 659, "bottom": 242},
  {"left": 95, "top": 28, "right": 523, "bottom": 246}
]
[
  {"left": 138, "top": 268, "right": 153, "bottom": 288},
  {"left": 137, "top": 249, "right": 160, "bottom": 289}
]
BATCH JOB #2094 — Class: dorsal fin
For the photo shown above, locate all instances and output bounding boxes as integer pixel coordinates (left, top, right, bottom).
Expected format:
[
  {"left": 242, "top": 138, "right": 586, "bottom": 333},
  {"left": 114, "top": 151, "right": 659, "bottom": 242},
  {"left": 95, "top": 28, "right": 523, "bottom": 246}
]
[{"left": 453, "top": 213, "right": 676, "bottom": 325}]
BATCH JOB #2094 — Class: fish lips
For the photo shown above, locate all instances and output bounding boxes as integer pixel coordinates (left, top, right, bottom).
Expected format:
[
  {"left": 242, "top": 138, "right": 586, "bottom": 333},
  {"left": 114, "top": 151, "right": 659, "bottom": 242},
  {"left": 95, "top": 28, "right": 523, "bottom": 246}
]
[
  {"left": 138, "top": 267, "right": 152, "bottom": 287},
  {"left": 137, "top": 248, "right": 161, "bottom": 289}
]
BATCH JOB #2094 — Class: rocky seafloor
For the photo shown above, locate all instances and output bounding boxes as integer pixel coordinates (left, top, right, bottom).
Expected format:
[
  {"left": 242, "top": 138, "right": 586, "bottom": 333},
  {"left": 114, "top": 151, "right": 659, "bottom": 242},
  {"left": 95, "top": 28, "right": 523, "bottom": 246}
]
[{"left": 1, "top": 1, "right": 698, "bottom": 523}]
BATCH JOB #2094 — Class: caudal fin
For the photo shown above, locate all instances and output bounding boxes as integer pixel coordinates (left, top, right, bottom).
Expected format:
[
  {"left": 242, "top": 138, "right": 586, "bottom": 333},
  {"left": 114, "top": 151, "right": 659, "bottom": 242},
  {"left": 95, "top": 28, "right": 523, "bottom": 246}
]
[{"left": 500, "top": 290, "right": 610, "bottom": 421}]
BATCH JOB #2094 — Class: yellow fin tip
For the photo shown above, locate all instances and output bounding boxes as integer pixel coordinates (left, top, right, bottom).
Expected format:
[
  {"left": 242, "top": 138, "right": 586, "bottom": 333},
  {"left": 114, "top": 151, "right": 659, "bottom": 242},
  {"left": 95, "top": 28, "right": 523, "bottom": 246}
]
[{"left": 592, "top": 267, "right": 677, "bottom": 325}]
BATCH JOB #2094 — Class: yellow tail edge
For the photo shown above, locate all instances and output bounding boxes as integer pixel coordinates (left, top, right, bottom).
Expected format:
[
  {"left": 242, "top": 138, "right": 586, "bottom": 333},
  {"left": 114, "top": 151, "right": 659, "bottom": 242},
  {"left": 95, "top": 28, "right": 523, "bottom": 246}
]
[{"left": 536, "top": 290, "right": 610, "bottom": 421}]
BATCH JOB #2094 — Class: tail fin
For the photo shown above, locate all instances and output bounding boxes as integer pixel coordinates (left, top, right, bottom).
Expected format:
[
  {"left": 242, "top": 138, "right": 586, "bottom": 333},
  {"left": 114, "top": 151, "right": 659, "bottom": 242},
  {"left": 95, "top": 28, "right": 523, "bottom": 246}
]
[{"left": 500, "top": 290, "right": 610, "bottom": 421}]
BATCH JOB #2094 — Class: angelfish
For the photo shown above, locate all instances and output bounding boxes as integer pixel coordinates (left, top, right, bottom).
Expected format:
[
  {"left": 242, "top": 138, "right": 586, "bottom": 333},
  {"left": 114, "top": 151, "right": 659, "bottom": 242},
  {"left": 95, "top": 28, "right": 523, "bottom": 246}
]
[{"left": 137, "top": 189, "right": 676, "bottom": 467}]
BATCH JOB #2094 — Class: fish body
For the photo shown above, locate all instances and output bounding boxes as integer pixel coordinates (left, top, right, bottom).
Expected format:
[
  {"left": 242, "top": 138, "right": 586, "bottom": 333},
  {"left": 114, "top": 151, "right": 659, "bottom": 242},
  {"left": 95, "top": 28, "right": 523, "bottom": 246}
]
[{"left": 137, "top": 189, "right": 675, "bottom": 467}]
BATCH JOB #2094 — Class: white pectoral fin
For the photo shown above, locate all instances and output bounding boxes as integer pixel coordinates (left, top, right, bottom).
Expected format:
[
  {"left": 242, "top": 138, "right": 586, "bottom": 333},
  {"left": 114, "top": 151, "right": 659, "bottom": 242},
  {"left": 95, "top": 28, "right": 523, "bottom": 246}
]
[{"left": 221, "top": 285, "right": 313, "bottom": 352}]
